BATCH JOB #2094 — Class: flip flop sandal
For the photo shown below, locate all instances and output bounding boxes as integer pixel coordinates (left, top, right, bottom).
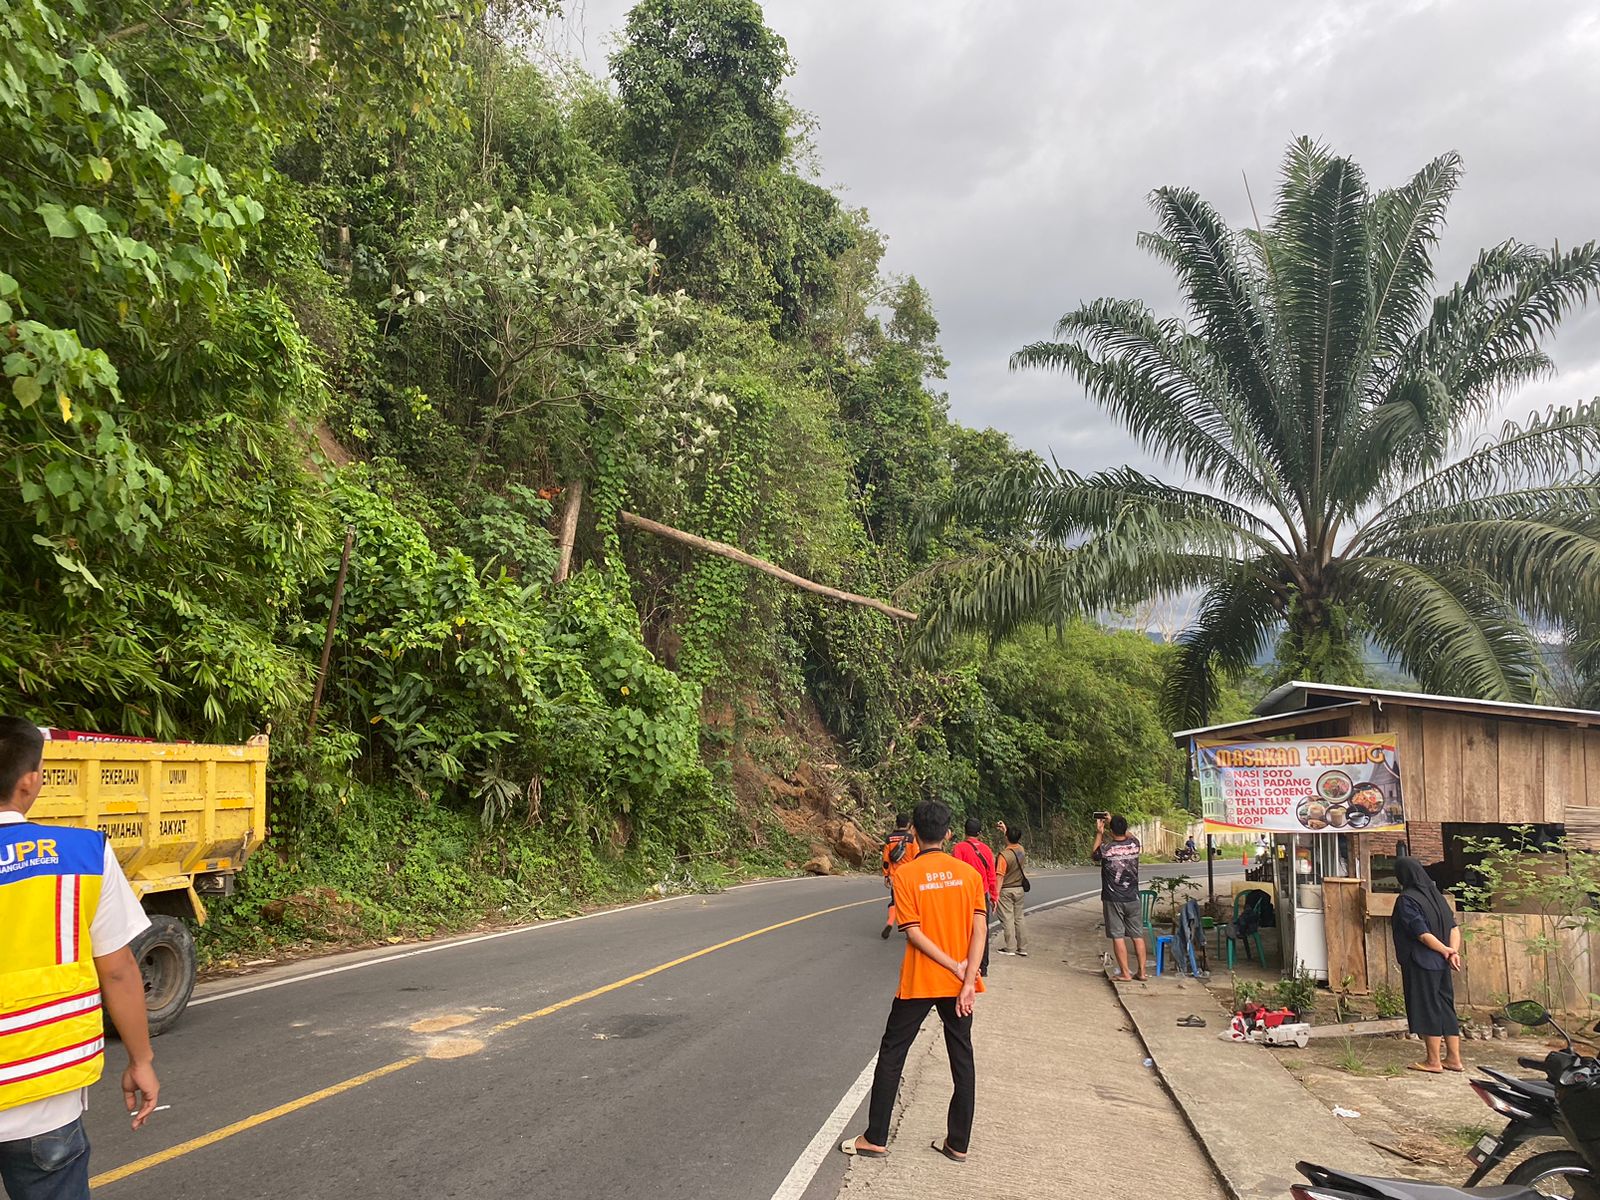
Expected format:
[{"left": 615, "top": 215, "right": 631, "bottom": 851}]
[
  {"left": 1177, "top": 1015, "right": 1207, "bottom": 1028},
  {"left": 840, "top": 1140, "right": 888, "bottom": 1159},
  {"left": 930, "top": 1140, "right": 967, "bottom": 1163}
]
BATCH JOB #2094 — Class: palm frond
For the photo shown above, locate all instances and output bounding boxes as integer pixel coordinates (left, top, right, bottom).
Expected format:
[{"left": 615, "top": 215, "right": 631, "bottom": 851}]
[
  {"left": 1162, "top": 560, "right": 1285, "bottom": 727},
  {"left": 1270, "top": 140, "right": 1372, "bottom": 503},
  {"left": 1366, "top": 151, "right": 1463, "bottom": 361},
  {"left": 1139, "top": 187, "right": 1297, "bottom": 485},
  {"left": 1360, "top": 514, "right": 1600, "bottom": 629},
  {"left": 1355, "top": 400, "right": 1600, "bottom": 532},
  {"left": 917, "top": 461, "right": 1283, "bottom": 553},
  {"left": 911, "top": 506, "right": 1270, "bottom": 662},
  {"left": 1415, "top": 240, "right": 1600, "bottom": 423},
  {"left": 1342, "top": 557, "right": 1541, "bottom": 700}
]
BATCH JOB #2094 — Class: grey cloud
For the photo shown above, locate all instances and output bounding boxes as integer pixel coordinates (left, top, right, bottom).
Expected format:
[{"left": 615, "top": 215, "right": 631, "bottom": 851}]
[{"left": 565, "top": 1, "right": 1600, "bottom": 472}]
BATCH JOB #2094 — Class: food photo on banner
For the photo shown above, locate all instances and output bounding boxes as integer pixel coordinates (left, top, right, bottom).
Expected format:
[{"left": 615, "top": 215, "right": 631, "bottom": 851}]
[{"left": 1195, "top": 734, "right": 1404, "bottom": 835}]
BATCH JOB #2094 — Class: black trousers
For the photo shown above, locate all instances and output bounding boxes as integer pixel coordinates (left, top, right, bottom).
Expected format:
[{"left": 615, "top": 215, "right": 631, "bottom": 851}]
[{"left": 864, "top": 996, "right": 976, "bottom": 1153}]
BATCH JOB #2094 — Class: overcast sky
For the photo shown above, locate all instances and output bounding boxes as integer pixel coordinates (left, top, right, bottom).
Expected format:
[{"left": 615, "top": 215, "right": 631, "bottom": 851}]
[{"left": 559, "top": 1, "right": 1600, "bottom": 478}]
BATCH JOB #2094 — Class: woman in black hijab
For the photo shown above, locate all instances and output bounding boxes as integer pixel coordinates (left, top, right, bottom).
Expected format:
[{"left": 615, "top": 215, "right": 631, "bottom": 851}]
[{"left": 1392, "top": 855, "right": 1463, "bottom": 1072}]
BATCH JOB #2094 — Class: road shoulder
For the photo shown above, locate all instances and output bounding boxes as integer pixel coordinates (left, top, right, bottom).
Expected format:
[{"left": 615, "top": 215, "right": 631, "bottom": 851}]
[{"left": 1111, "top": 955, "right": 1396, "bottom": 1199}]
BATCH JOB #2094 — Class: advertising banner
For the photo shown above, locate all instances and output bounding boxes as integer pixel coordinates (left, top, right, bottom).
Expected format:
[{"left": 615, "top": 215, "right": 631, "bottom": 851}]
[{"left": 1195, "top": 733, "right": 1404, "bottom": 835}]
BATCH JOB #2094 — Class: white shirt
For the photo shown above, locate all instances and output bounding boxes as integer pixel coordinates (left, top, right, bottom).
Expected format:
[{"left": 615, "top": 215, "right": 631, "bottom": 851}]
[{"left": 0, "top": 809, "right": 151, "bottom": 1140}]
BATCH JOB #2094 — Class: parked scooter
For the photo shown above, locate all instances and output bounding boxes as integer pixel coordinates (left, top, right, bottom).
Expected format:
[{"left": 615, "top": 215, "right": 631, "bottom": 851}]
[
  {"left": 1292, "top": 1000, "right": 1597, "bottom": 1200},
  {"left": 1462, "top": 1057, "right": 1564, "bottom": 1188}
]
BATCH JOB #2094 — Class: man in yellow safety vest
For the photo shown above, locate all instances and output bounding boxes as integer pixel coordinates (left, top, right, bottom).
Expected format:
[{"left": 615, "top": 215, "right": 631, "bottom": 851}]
[{"left": 0, "top": 718, "right": 159, "bottom": 1199}]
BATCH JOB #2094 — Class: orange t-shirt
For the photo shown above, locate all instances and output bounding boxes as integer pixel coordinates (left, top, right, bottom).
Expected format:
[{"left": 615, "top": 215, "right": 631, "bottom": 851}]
[
  {"left": 882, "top": 832, "right": 919, "bottom": 878},
  {"left": 892, "top": 849, "right": 988, "bottom": 1000}
]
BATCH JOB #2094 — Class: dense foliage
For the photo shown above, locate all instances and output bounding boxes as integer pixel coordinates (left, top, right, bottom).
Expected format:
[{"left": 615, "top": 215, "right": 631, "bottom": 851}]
[
  {"left": 2, "top": 0, "right": 1198, "bottom": 943},
  {"left": 920, "top": 140, "right": 1600, "bottom": 725}
]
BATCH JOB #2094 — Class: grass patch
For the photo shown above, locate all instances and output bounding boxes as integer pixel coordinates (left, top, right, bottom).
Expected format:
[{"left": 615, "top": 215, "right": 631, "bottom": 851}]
[
  {"left": 197, "top": 782, "right": 810, "bottom": 968},
  {"left": 1334, "top": 1037, "right": 1371, "bottom": 1075},
  {"left": 1448, "top": 1126, "right": 1494, "bottom": 1150}
]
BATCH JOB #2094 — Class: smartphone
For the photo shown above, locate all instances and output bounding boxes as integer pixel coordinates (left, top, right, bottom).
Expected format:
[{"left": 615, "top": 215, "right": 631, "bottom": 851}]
[{"left": 1092, "top": 811, "right": 1111, "bottom": 822}]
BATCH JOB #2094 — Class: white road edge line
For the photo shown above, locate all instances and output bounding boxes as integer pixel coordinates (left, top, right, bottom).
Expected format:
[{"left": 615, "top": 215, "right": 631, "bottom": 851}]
[
  {"left": 770, "top": 886, "right": 1100, "bottom": 1200},
  {"left": 768, "top": 1052, "right": 880, "bottom": 1200}
]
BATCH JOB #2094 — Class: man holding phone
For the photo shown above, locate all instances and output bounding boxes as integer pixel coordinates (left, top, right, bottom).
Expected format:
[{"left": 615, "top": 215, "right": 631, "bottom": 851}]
[{"left": 1092, "top": 813, "right": 1147, "bottom": 982}]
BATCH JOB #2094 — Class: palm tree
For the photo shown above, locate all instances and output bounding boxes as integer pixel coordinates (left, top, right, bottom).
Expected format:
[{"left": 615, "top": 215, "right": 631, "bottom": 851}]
[{"left": 918, "top": 139, "right": 1600, "bottom": 725}]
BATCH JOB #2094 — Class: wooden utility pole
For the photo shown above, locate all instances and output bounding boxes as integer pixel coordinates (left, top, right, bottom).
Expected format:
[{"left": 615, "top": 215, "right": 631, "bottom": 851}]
[
  {"left": 308, "top": 528, "right": 355, "bottom": 741},
  {"left": 554, "top": 480, "right": 584, "bottom": 584},
  {"left": 618, "top": 511, "right": 917, "bottom": 622}
]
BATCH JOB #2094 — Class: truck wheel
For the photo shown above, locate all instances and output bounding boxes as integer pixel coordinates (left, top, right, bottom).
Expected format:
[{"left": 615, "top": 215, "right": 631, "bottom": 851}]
[{"left": 130, "top": 916, "right": 196, "bottom": 1036}]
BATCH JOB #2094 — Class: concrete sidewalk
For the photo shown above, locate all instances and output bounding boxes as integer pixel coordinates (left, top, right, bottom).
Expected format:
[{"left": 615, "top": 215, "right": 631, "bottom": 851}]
[
  {"left": 839, "top": 901, "right": 1226, "bottom": 1199},
  {"left": 1113, "top": 958, "right": 1397, "bottom": 1199}
]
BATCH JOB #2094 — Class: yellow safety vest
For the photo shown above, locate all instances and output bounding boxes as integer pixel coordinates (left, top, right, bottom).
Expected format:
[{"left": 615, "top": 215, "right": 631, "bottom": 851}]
[{"left": 0, "top": 823, "right": 107, "bottom": 1112}]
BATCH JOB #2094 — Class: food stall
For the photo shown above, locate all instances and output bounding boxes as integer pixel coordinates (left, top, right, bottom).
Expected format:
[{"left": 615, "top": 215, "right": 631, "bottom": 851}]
[
  {"left": 1178, "top": 681, "right": 1600, "bottom": 999},
  {"left": 1191, "top": 731, "right": 1406, "bottom": 981}
]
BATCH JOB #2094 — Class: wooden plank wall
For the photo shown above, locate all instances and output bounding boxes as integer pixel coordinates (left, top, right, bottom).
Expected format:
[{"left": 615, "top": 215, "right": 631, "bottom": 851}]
[
  {"left": 1324, "top": 879, "right": 1368, "bottom": 992},
  {"left": 1387, "top": 707, "right": 1593, "bottom": 826},
  {"left": 1360, "top": 911, "right": 1600, "bottom": 1014}
]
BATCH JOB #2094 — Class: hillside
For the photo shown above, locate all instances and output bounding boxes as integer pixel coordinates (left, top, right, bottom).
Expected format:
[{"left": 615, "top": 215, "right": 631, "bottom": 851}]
[{"left": 0, "top": 0, "right": 1198, "bottom": 955}]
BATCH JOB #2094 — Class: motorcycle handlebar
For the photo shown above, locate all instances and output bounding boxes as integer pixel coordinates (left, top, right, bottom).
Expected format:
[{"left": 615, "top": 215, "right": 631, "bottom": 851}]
[{"left": 1521, "top": 1056, "right": 1552, "bottom": 1069}]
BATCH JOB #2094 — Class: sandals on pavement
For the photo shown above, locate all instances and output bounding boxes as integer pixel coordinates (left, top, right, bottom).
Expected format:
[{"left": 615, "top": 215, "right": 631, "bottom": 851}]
[
  {"left": 1177, "top": 1015, "right": 1207, "bottom": 1028},
  {"left": 840, "top": 1139, "right": 887, "bottom": 1159},
  {"left": 929, "top": 1140, "right": 967, "bottom": 1163}
]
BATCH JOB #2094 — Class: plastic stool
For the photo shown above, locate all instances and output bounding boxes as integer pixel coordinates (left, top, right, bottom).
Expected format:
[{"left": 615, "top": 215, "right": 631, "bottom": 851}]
[{"left": 1154, "top": 935, "right": 1175, "bottom": 977}]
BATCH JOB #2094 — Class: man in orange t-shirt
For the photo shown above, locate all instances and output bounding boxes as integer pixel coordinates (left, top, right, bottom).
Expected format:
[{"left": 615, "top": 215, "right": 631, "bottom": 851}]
[
  {"left": 843, "top": 799, "right": 985, "bottom": 1164},
  {"left": 879, "top": 813, "right": 918, "bottom": 938}
]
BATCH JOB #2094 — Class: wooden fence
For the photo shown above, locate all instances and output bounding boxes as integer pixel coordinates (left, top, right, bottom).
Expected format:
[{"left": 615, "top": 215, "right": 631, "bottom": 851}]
[{"left": 1333, "top": 888, "right": 1599, "bottom": 1014}]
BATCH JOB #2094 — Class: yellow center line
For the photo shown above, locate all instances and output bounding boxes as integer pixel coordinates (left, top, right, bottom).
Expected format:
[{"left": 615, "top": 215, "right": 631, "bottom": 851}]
[
  {"left": 91, "top": 895, "right": 880, "bottom": 1189},
  {"left": 89, "top": 1058, "right": 420, "bottom": 1188}
]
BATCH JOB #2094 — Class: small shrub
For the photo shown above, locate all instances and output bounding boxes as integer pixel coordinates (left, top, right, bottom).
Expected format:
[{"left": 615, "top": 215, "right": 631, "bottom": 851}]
[
  {"left": 1331, "top": 973, "right": 1357, "bottom": 1021},
  {"left": 1274, "top": 968, "right": 1319, "bottom": 1017},
  {"left": 1231, "top": 975, "right": 1265, "bottom": 1011},
  {"left": 1373, "top": 981, "right": 1406, "bottom": 1018}
]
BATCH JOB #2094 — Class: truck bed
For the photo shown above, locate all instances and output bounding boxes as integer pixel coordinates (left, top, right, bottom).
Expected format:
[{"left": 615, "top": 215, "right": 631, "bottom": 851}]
[{"left": 33, "top": 741, "right": 268, "bottom": 906}]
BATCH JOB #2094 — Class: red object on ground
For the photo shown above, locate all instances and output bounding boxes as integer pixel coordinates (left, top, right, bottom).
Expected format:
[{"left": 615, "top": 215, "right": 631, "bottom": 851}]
[{"left": 1237, "top": 1003, "right": 1296, "bottom": 1029}]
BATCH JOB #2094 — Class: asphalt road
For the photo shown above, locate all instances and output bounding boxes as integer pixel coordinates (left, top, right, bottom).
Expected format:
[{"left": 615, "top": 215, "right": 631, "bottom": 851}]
[{"left": 81, "top": 859, "right": 1235, "bottom": 1199}]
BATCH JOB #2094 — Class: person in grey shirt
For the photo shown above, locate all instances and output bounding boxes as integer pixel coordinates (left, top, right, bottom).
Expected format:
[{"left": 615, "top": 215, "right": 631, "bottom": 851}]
[{"left": 1092, "top": 814, "right": 1147, "bottom": 981}]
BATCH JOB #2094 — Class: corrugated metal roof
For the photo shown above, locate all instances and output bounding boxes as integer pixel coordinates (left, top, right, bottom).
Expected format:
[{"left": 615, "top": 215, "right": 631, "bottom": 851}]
[{"left": 1255, "top": 681, "right": 1600, "bottom": 726}]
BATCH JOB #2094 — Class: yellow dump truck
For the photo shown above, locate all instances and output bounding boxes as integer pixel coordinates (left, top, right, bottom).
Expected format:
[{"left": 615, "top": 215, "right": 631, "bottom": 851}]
[{"left": 34, "top": 735, "right": 268, "bottom": 1033}]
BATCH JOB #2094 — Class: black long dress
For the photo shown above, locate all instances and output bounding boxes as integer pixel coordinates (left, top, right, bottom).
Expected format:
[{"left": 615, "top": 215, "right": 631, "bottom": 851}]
[{"left": 1393, "top": 893, "right": 1460, "bottom": 1038}]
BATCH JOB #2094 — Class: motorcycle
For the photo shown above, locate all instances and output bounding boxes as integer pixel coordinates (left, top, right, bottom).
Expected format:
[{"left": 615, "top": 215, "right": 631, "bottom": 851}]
[
  {"left": 1293, "top": 1000, "right": 1598, "bottom": 1200},
  {"left": 1463, "top": 1057, "right": 1563, "bottom": 1188},
  {"left": 1175, "top": 845, "right": 1199, "bottom": 863}
]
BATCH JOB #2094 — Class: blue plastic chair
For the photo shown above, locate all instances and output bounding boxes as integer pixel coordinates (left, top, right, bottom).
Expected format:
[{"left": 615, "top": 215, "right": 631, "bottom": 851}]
[{"left": 1154, "top": 935, "right": 1176, "bottom": 976}]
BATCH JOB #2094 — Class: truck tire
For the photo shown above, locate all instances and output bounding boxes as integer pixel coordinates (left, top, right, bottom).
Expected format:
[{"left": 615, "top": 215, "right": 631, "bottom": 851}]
[{"left": 130, "top": 916, "right": 196, "bottom": 1036}]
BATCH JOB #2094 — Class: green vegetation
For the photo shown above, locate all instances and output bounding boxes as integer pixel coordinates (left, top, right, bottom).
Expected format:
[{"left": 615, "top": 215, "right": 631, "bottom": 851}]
[
  {"left": 1274, "top": 967, "right": 1320, "bottom": 1017},
  {"left": 1333, "top": 1037, "right": 1370, "bottom": 1075},
  {"left": 1, "top": 0, "right": 1204, "bottom": 951},
  {"left": 1372, "top": 981, "right": 1407, "bottom": 1019},
  {"left": 919, "top": 139, "right": 1600, "bottom": 724}
]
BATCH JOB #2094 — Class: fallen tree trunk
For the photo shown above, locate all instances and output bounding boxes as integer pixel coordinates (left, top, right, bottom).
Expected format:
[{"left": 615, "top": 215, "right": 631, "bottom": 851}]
[
  {"left": 554, "top": 480, "right": 584, "bottom": 584},
  {"left": 618, "top": 510, "right": 917, "bottom": 622}
]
